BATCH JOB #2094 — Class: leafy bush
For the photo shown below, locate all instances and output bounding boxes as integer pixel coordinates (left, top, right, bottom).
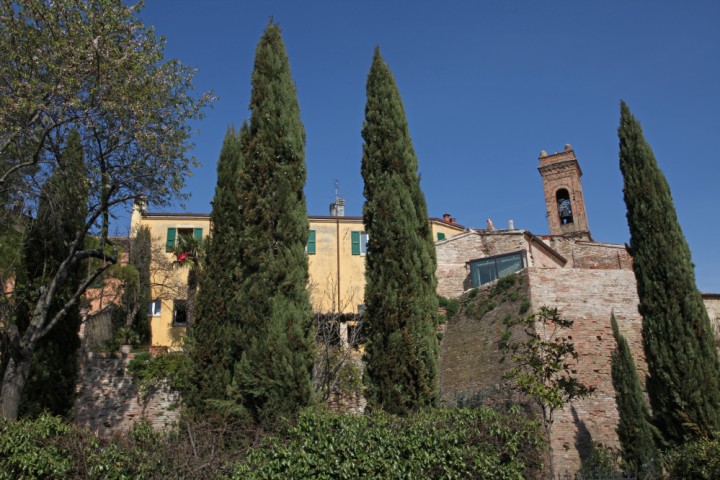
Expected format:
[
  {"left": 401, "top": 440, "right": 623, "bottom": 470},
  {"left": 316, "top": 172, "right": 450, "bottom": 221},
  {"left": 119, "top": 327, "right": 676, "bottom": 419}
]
[
  {"left": 0, "top": 414, "right": 74, "bottom": 480},
  {"left": 127, "top": 351, "right": 193, "bottom": 399},
  {"left": 0, "top": 414, "right": 242, "bottom": 479},
  {"left": 664, "top": 436, "right": 720, "bottom": 479},
  {"left": 233, "top": 407, "right": 543, "bottom": 479},
  {"left": 438, "top": 295, "right": 459, "bottom": 320}
]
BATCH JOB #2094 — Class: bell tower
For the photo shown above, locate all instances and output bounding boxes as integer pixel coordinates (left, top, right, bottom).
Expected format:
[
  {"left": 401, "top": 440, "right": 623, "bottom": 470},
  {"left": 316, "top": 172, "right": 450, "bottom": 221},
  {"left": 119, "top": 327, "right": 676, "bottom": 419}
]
[{"left": 538, "top": 144, "right": 591, "bottom": 239}]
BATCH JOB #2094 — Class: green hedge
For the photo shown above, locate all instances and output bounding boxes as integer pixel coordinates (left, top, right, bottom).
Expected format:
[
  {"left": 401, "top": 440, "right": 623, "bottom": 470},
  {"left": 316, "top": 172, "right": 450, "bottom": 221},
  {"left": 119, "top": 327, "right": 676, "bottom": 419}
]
[
  {"left": 233, "top": 407, "right": 543, "bottom": 479},
  {"left": 0, "top": 415, "right": 189, "bottom": 480}
]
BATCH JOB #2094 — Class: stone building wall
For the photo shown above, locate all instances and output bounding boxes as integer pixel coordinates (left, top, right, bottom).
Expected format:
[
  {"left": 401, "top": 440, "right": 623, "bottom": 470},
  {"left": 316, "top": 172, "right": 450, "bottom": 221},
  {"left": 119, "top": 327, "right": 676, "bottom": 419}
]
[
  {"left": 527, "top": 268, "right": 645, "bottom": 475},
  {"left": 439, "top": 267, "right": 646, "bottom": 475},
  {"left": 543, "top": 237, "right": 633, "bottom": 270},
  {"left": 74, "top": 351, "right": 179, "bottom": 437},
  {"left": 435, "top": 230, "right": 562, "bottom": 298},
  {"left": 438, "top": 270, "right": 532, "bottom": 406}
]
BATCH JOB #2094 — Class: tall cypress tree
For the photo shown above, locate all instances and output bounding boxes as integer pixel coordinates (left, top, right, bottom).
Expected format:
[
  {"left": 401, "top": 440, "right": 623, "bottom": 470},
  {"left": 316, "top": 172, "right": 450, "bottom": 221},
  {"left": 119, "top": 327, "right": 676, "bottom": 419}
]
[
  {"left": 187, "top": 125, "right": 245, "bottom": 411},
  {"left": 619, "top": 101, "right": 720, "bottom": 443},
  {"left": 18, "top": 130, "right": 87, "bottom": 417},
  {"left": 610, "top": 313, "right": 658, "bottom": 474},
  {"left": 231, "top": 23, "right": 314, "bottom": 422},
  {"left": 361, "top": 48, "right": 439, "bottom": 415}
]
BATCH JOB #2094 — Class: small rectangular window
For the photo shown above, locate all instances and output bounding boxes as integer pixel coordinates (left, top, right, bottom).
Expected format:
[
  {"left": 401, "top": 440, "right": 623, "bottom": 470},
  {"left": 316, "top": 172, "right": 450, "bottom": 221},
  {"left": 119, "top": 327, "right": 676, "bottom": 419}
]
[
  {"left": 148, "top": 299, "right": 162, "bottom": 317},
  {"left": 360, "top": 232, "right": 368, "bottom": 255},
  {"left": 437, "top": 232, "right": 446, "bottom": 241},
  {"left": 173, "top": 300, "right": 188, "bottom": 325},
  {"left": 469, "top": 251, "right": 525, "bottom": 288},
  {"left": 307, "top": 230, "right": 316, "bottom": 254}
]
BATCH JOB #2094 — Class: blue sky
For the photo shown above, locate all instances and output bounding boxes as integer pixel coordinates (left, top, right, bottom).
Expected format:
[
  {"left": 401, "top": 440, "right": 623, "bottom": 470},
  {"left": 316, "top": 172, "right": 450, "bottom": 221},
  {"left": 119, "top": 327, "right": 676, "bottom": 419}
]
[{"left": 139, "top": 0, "right": 720, "bottom": 292}]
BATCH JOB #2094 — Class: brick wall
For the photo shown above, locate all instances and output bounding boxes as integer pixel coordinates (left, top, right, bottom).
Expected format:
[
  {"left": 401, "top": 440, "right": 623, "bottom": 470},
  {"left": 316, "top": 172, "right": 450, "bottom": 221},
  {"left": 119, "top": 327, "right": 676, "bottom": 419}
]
[
  {"left": 527, "top": 268, "right": 645, "bottom": 475},
  {"left": 436, "top": 230, "right": 540, "bottom": 298},
  {"left": 74, "top": 351, "right": 180, "bottom": 437},
  {"left": 440, "top": 267, "right": 645, "bottom": 475},
  {"left": 438, "top": 270, "right": 531, "bottom": 405},
  {"left": 544, "top": 237, "right": 632, "bottom": 270}
]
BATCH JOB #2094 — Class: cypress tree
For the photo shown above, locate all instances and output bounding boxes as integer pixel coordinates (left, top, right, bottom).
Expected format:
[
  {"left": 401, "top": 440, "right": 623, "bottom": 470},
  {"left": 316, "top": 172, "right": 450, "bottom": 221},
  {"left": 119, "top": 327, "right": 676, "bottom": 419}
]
[
  {"left": 122, "top": 224, "right": 151, "bottom": 344},
  {"left": 231, "top": 23, "right": 314, "bottom": 422},
  {"left": 19, "top": 130, "right": 88, "bottom": 416},
  {"left": 361, "top": 48, "right": 439, "bottom": 414},
  {"left": 619, "top": 101, "right": 720, "bottom": 443},
  {"left": 187, "top": 125, "right": 245, "bottom": 412},
  {"left": 610, "top": 313, "right": 658, "bottom": 474}
]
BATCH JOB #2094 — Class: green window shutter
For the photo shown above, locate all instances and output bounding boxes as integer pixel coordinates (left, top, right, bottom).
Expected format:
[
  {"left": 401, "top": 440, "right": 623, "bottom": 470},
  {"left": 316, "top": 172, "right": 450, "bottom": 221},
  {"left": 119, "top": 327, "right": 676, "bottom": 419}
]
[
  {"left": 351, "top": 231, "right": 360, "bottom": 255},
  {"left": 166, "top": 228, "right": 176, "bottom": 252},
  {"left": 193, "top": 228, "right": 203, "bottom": 240},
  {"left": 307, "top": 230, "right": 316, "bottom": 254},
  {"left": 437, "top": 232, "right": 446, "bottom": 241}
]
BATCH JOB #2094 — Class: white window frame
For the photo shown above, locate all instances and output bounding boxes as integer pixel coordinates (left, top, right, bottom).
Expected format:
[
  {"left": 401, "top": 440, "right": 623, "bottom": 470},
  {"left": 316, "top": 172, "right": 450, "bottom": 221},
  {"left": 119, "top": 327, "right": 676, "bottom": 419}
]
[{"left": 149, "top": 299, "right": 162, "bottom": 317}]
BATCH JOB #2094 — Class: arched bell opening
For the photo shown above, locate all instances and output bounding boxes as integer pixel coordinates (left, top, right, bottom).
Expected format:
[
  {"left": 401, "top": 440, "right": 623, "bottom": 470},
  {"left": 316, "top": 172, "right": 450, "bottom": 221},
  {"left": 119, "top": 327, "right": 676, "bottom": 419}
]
[{"left": 556, "top": 189, "right": 573, "bottom": 225}]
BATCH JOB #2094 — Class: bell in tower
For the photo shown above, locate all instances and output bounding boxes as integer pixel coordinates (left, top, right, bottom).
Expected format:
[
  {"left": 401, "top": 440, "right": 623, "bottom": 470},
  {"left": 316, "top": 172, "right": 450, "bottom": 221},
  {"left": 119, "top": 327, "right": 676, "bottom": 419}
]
[{"left": 538, "top": 144, "right": 591, "bottom": 240}]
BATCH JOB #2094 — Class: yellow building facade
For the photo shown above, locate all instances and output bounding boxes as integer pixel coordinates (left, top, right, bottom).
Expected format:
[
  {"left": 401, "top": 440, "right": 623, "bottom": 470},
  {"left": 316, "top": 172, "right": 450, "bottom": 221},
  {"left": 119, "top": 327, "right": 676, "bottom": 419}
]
[{"left": 130, "top": 206, "right": 464, "bottom": 348}]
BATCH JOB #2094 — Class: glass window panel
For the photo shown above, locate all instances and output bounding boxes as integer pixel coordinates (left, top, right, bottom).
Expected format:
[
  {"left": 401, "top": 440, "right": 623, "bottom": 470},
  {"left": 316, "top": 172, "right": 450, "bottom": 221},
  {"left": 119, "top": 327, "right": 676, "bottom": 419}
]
[
  {"left": 360, "top": 232, "right": 369, "bottom": 255},
  {"left": 477, "top": 260, "right": 497, "bottom": 286},
  {"left": 496, "top": 253, "right": 523, "bottom": 278}
]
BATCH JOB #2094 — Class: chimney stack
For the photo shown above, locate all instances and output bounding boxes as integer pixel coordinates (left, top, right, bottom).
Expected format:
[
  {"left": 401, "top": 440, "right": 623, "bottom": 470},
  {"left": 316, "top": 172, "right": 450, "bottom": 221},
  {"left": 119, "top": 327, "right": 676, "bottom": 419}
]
[
  {"left": 330, "top": 197, "right": 345, "bottom": 216},
  {"left": 443, "top": 213, "right": 451, "bottom": 222},
  {"left": 508, "top": 219, "right": 514, "bottom": 230}
]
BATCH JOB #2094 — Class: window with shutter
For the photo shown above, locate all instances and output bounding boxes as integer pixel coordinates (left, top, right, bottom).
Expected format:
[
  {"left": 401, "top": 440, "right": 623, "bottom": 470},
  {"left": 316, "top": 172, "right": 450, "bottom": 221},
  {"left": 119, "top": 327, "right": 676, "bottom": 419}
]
[
  {"left": 166, "top": 228, "right": 176, "bottom": 252},
  {"left": 307, "top": 230, "right": 316, "bottom": 254},
  {"left": 351, "top": 231, "right": 360, "bottom": 255}
]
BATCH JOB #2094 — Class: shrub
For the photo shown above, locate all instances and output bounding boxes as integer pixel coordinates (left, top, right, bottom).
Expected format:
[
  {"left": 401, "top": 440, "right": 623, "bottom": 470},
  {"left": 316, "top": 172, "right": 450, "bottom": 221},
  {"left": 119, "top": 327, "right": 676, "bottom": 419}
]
[
  {"left": 232, "top": 407, "right": 543, "bottom": 479},
  {"left": 0, "top": 414, "right": 74, "bottom": 480},
  {"left": 664, "top": 437, "right": 720, "bottom": 479}
]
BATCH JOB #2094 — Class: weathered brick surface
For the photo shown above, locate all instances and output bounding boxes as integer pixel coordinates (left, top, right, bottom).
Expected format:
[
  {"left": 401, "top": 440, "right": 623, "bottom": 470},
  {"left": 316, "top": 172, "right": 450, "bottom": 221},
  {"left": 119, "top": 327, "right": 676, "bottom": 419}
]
[
  {"left": 438, "top": 271, "right": 532, "bottom": 406},
  {"left": 543, "top": 237, "right": 633, "bottom": 270},
  {"left": 440, "top": 268, "right": 646, "bottom": 475},
  {"left": 74, "top": 352, "right": 179, "bottom": 437},
  {"left": 436, "top": 230, "right": 563, "bottom": 298},
  {"left": 527, "top": 268, "right": 645, "bottom": 475}
]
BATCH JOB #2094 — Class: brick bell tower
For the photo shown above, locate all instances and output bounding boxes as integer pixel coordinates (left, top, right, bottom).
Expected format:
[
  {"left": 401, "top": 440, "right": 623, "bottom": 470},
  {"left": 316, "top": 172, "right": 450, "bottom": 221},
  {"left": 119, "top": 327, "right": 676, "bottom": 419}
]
[{"left": 538, "top": 144, "right": 591, "bottom": 240}]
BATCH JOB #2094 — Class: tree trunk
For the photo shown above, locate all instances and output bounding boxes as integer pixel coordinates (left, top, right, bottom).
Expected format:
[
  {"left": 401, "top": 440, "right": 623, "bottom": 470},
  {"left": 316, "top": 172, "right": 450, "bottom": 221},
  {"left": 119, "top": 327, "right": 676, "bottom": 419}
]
[{"left": 0, "top": 349, "right": 33, "bottom": 420}]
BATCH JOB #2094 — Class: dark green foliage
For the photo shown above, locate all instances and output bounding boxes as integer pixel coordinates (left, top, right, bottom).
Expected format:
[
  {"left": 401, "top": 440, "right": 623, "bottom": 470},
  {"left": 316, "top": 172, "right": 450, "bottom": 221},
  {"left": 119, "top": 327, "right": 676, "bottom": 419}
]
[
  {"left": 120, "top": 225, "right": 151, "bottom": 344},
  {"left": 437, "top": 295, "right": 459, "bottom": 321},
  {"left": 186, "top": 126, "right": 245, "bottom": 412},
  {"left": 361, "top": 48, "right": 439, "bottom": 414},
  {"left": 17, "top": 131, "right": 87, "bottom": 417},
  {"left": 128, "top": 351, "right": 192, "bottom": 402},
  {"left": 233, "top": 407, "right": 543, "bottom": 479},
  {"left": 230, "top": 23, "right": 314, "bottom": 423},
  {"left": 619, "top": 102, "right": 720, "bottom": 443},
  {"left": 610, "top": 313, "right": 659, "bottom": 475},
  {"left": 664, "top": 436, "right": 720, "bottom": 479},
  {"left": 578, "top": 442, "right": 624, "bottom": 479}
]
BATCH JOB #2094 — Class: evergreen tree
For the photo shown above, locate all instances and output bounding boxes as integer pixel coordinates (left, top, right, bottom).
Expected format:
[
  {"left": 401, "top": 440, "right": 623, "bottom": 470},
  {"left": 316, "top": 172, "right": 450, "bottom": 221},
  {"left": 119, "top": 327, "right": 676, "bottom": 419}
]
[
  {"left": 610, "top": 313, "right": 658, "bottom": 475},
  {"left": 120, "top": 224, "right": 151, "bottom": 344},
  {"left": 187, "top": 125, "right": 245, "bottom": 412},
  {"left": 361, "top": 48, "right": 439, "bottom": 414},
  {"left": 619, "top": 101, "right": 720, "bottom": 443},
  {"left": 18, "top": 130, "right": 88, "bottom": 416},
  {"left": 231, "top": 23, "right": 314, "bottom": 422}
]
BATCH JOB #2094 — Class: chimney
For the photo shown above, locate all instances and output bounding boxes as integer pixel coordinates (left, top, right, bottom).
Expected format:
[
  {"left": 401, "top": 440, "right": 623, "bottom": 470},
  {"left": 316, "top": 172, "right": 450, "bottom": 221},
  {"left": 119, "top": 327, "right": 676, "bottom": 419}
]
[
  {"left": 330, "top": 197, "right": 345, "bottom": 217},
  {"left": 443, "top": 213, "right": 451, "bottom": 222},
  {"left": 487, "top": 218, "right": 495, "bottom": 231},
  {"left": 450, "top": 217, "right": 456, "bottom": 224},
  {"left": 508, "top": 219, "right": 514, "bottom": 230}
]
